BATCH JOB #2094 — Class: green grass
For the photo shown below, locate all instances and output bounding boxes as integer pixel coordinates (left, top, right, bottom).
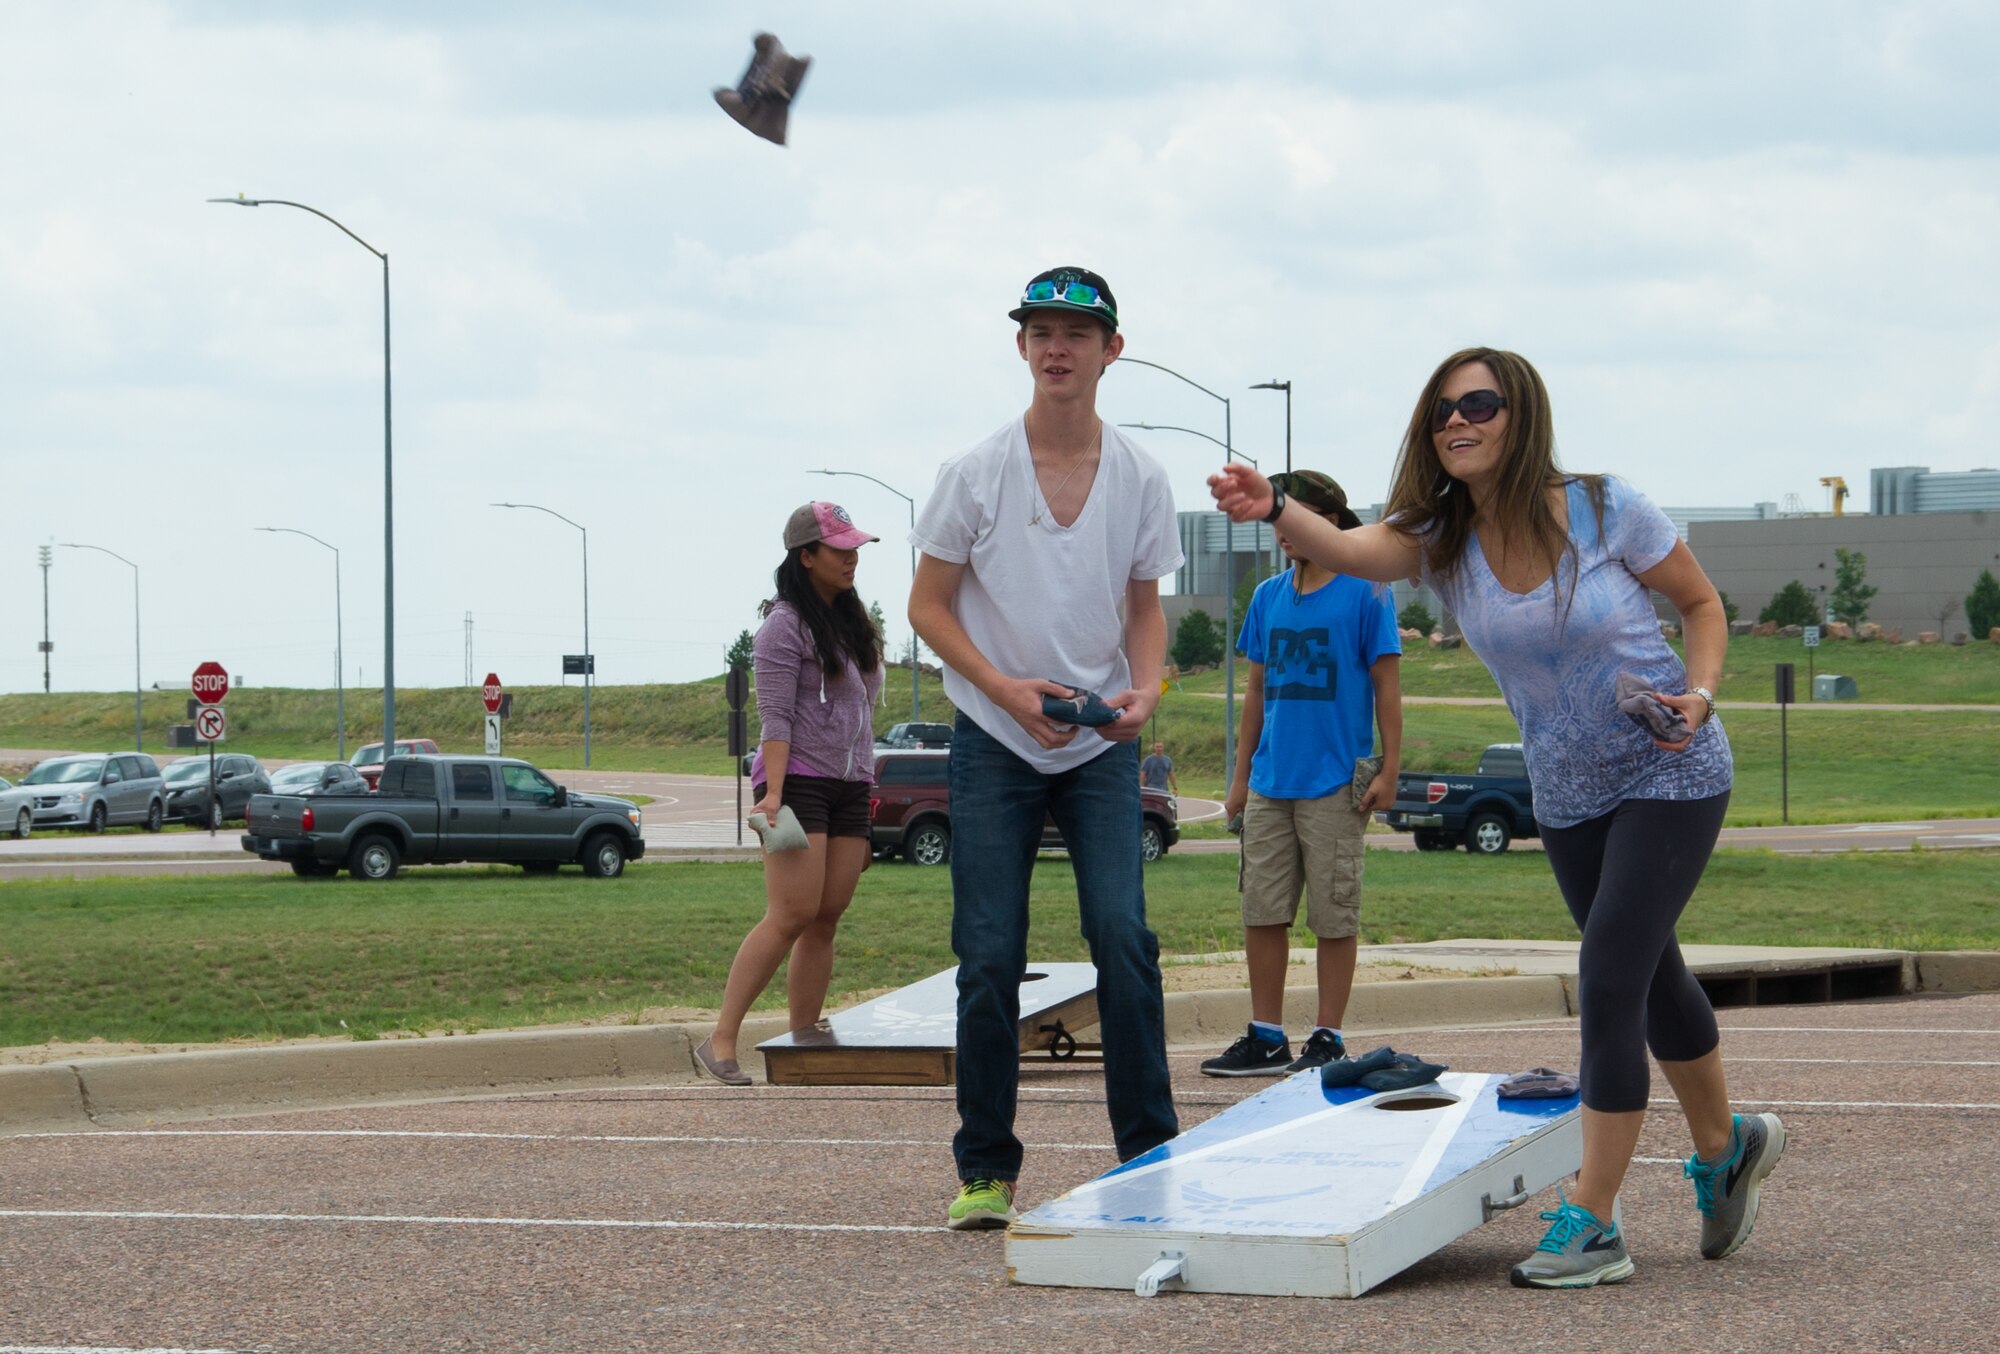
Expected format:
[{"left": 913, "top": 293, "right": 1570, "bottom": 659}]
[{"left": 2, "top": 849, "right": 1994, "bottom": 1047}]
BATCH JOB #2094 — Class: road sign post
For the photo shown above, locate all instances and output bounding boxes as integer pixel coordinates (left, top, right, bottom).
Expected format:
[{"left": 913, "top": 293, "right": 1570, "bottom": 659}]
[
  {"left": 191, "top": 664, "right": 230, "bottom": 837},
  {"left": 727, "top": 664, "right": 750, "bottom": 847},
  {"left": 1775, "top": 663, "right": 1795, "bottom": 824},
  {"left": 482, "top": 673, "right": 503, "bottom": 755}
]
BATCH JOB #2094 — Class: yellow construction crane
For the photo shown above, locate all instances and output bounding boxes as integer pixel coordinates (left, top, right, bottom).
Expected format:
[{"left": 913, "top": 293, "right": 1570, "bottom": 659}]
[{"left": 1819, "top": 475, "right": 1849, "bottom": 516}]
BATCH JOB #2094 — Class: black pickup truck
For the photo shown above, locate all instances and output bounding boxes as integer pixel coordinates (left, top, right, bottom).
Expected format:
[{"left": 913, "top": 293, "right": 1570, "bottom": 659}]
[
  {"left": 1376, "top": 742, "right": 1537, "bottom": 855},
  {"left": 242, "top": 754, "right": 646, "bottom": 880}
]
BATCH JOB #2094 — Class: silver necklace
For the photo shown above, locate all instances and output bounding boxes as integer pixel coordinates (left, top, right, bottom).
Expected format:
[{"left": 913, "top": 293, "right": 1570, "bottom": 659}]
[{"left": 1029, "top": 426, "right": 1102, "bottom": 526}]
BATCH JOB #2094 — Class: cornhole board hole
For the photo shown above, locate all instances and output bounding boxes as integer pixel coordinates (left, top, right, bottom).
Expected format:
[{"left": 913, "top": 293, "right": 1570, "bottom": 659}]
[
  {"left": 1007, "top": 1070, "right": 1581, "bottom": 1299},
  {"left": 758, "top": 962, "right": 1099, "bottom": 1086}
]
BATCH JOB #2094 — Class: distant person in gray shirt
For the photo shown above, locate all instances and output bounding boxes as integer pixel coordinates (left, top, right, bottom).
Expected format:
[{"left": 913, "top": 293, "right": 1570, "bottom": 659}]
[{"left": 1139, "top": 741, "right": 1177, "bottom": 795}]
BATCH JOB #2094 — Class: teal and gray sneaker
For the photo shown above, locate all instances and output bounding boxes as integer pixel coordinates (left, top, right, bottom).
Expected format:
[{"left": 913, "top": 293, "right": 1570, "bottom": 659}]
[
  {"left": 1509, "top": 1195, "right": 1635, "bottom": 1289},
  {"left": 1686, "top": 1112, "right": 1787, "bottom": 1259},
  {"left": 947, "top": 1178, "right": 1017, "bottom": 1231}
]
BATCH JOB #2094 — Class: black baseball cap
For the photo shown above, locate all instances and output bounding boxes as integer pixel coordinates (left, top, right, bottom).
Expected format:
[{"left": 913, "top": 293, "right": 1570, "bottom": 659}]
[{"left": 1008, "top": 266, "right": 1118, "bottom": 331}]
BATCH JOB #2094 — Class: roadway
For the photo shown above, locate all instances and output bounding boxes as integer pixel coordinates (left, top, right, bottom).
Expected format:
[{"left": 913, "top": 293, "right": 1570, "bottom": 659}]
[{"left": 2, "top": 991, "right": 1994, "bottom": 1349}]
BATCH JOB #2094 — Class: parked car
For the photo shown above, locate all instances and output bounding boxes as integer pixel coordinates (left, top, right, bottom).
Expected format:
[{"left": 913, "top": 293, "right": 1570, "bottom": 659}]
[
  {"left": 244, "top": 754, "right": 646, "bottom": 880},
  {"left": 268, "top": 761, "right": 372, "bottom": 797},
  {"left": 1376, "top": 742, "right": 1537, "bottom": 855},
  {"left": 869, "top": 747, "right": 1178, "bottom": 866},
  {"left": 883, "top": 721, "right": 955, "bottom": 750},
  {"left": 161, "top": 754, "right": 271, "bottom": 828},
  {"left": 349, "top": 738, "right": 441, "bottom": 789},
  {"left": 18, "top": 753, "right": 166, "bottom": 834},
  {"left": 1, "top": 774, "right": 38, "bottom": 839}
]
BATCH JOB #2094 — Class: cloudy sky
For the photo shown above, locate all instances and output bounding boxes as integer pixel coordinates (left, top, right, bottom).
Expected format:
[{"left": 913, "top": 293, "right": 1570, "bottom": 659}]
[{"left": 5, "top": 1, "right": 1995, "bottom": 698}]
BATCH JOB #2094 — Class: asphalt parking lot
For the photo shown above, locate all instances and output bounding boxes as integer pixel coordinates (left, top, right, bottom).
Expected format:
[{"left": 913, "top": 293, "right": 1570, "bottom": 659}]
[{"left": 4, "top": 991, "right": 1997, "bottom": 1352}]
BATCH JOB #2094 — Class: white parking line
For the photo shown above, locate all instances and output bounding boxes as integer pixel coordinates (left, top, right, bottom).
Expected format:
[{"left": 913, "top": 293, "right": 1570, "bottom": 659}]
[
  {"left": 0, "top": 1346, "right": 247, "bottom": 1354},
  {"left": 0, "top": 1208, "right": 934, "bottom": 1236},
  {"left": 15, "top": 1128, "right": 1111, "bottom": 1151},
  {"left": 1655, "top": 1097, "right": 2000, "bottom": 1110},
  {"left": 1440, "top": 1025, "right": 2000, "bottom": 1037}
]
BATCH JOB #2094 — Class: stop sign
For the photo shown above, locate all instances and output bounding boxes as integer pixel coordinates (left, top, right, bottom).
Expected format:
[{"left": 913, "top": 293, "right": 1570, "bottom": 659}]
[
  {"left": 192, "top": 661, "right": 230, "bottom": 704},
  {"left": 482, "top": 673, "right": 503, "bottom": 714}
]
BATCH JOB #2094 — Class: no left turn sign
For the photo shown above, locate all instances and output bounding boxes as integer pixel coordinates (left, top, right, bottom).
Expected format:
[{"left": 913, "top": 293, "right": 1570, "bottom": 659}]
[{"left": 195, "top": 705, "right": 227, "bottom": 742}]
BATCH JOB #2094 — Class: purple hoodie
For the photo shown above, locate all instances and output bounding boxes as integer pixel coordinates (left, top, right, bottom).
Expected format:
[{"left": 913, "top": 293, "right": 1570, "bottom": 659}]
[{"left": 748, "top": 600, "right": 884, "bottom": 786}]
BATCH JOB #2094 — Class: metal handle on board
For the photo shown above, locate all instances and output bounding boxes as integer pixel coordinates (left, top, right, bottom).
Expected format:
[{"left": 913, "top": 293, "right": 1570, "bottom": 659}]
[
  {"left": 1134, "top": 1248, "right": 1187, "bottom": 1297},
  {"left": 1481, "top": 1175, "right": 1530, "bottom": 1221}
]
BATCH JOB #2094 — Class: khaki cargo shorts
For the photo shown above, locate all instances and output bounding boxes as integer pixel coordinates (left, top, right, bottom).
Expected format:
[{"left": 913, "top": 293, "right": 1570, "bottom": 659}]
[{"left": 1239, "top": 789, "right": 1366, "bottom": 939}]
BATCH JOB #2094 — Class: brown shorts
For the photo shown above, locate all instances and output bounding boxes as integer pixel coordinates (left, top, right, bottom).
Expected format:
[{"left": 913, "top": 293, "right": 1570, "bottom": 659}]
[
  {"left": 1239, "top": 789, "right": 1366, "bottom": 939},
  {"left": 754, "top": 774, "right": 872, "bottom": 840}
]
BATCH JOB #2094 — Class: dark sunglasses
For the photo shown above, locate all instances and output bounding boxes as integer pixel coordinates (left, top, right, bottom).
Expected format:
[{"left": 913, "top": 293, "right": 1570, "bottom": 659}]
[
  {"left": 1431, "top": 388, "right": 1507, "bottom": 431},
  {"left": 1022, "top": 277, "right": 1115, "bottom": 317}
]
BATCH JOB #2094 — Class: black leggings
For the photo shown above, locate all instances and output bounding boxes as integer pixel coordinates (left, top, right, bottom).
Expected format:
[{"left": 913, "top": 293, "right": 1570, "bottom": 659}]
[{"left": 1539, "top": 792, "right": 1730, "bottom": 1113}]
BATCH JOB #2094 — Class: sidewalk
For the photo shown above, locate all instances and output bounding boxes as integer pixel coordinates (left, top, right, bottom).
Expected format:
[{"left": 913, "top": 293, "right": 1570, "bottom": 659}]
[{"left": 5, "top": 940, "right": 1995, "bottom": 1136}]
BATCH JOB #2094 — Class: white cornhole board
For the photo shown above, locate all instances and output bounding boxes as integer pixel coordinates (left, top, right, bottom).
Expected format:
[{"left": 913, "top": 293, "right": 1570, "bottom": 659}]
[
  {"left": 758, "top": 962, "right": 1099, "bottom": 1086},
  {"left": 1007, "top": 1069, "right": 1581, "bottom": 1299}
]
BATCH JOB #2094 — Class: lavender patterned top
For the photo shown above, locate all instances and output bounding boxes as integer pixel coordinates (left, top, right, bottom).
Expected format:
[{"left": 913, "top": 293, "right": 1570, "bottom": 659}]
[{"left": 1422, "top": 477, "right": 1732, "bottom": 828}]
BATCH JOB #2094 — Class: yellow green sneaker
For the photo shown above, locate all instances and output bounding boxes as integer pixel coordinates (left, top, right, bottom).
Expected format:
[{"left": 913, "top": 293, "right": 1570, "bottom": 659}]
[{"left": 947, "top": 1178, "right": 1017, "bottom": 1231}]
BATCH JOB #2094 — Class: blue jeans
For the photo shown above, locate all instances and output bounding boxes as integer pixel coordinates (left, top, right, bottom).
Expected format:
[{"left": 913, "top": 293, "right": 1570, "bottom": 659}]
[{"left": 948, "top": 716, "right": 1179, "bottom": 1180}]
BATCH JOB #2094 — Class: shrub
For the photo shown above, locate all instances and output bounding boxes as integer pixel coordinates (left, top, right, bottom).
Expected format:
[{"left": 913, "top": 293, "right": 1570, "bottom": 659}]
[
  {"left": 1758, "top": 581, "right": 1820, "bottom": 628},
  {"left": 1398, "top": 600, "right": 1437, "bottom": 634},
  {"left": 1172, "top": 609, "right": 1224, "bottom": 669},
  {"left": 1968, "top": 569, "right": 2000, "bottom": 638}
]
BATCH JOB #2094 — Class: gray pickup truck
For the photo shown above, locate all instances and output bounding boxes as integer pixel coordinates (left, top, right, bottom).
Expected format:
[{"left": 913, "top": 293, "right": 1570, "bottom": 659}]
[{"left": 241, "top": 754, "right": 646, "bottom": 880}]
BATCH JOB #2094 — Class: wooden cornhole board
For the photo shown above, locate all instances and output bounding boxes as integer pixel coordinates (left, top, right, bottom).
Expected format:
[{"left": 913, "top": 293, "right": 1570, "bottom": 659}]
[
  {"left": 1007, "top": 1070, "right": 1582, "bottom": 1299},
  {"left": 757, "top": 962, "right": 1099, "bottom": 1086}
]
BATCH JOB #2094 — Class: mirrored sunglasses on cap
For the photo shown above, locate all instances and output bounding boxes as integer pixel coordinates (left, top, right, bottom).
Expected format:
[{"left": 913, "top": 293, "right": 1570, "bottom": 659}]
[
  {"left": 1019, "top": 278, "right": 1116, "bottom": 319},
  {"left": 1431, "top": 388, "right": 1507, "bottom": 431}
]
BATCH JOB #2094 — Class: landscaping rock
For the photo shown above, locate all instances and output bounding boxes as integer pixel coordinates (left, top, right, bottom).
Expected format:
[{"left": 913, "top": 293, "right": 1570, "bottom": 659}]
[
  {"left": 1919, "top": 631, "right": 1941, "bottom": 645},
  {"left": 1953, "top": 632, "right": 1969, "bottom": 646},
  {"left": 1430, "top": 634, "right": 1462, "bottom": 650},
  {"left": 1884, "top": 627, "right": 1901, "bottom": 643},
  {"left": 1991, "top": 627, "right": 2000, "bottom": 644},
  {"left": 1752, "top": 621, "right": 1778, "bottom": 637},
  {"left": 1856, "top": 622, "right": 1882, "bottom": 642},
  {"left": 1778, "top": 624, "right": 1804, "bottom": 638},
  {"left": 1729, "top": 621, "right": 1754, "bottom": 636},
  {"left": 1659, "top": 622, "right": 1680, "bottom": 639},
  {"left": 1826, "top": 621, "right": 1852, "bottom": 640}
]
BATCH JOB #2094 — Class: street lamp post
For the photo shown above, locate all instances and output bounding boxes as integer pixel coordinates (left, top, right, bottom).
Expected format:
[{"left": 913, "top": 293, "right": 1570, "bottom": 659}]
[
  {"left": 59, "top": 543, "right": 141, "bottom": 749},
  {"left": 1250, "top": 380, "right": 1292, "bottom": 475},
  {"left": 812, "top": 468, "right": 921, "bottom": 722},
  {"left": 210, "top": 194, "right": 396, "bottom": 748},
  {"left": 1115, "top": 357, "right": 1237, "bottom": 782},
  {"left": 492, "top": 503, "right": 592, "bottom": 767},
  {"left": 256, "top": 527, "right": 345, "bottom": 758}
]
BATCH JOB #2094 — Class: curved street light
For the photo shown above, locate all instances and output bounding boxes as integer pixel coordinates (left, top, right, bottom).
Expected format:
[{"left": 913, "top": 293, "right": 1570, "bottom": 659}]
[
  {"left": 812, "top": 468, "right": 921, "bottom": 722},
  {"left": 491, "top": 502, "right": 592, "bottom": 767},
  {"left": 256, "top": 527, "right": 345, "bottom": 759},
  {"left": 59, "top": 543, "right": 141, "bottom": 750},
  {"left": 1116, "top": 357, "right": 1238, "bottom": 780},
  {"left": 209, "top": 194, "right": 397, "bottom": 747},
  {"left": 1249, "top": 380, "right": 1292, "bottom": 475}
]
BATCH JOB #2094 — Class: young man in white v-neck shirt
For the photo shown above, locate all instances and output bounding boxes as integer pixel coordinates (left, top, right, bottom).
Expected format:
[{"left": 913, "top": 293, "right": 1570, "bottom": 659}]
[{"left": 909, "top": 267, "right": 1183, "bottom": 1230}]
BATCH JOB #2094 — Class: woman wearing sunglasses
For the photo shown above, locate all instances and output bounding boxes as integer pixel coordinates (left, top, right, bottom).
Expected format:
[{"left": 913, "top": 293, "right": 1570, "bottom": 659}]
[{"left": 1209, "top": 347, "right": 1783, "bottom": 1290}]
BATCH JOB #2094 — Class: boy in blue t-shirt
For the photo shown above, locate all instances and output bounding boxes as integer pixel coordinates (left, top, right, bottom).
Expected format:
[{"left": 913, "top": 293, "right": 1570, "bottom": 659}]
[{"left": 1203, "top": 471, "right": 1403, "bottom": 1077}]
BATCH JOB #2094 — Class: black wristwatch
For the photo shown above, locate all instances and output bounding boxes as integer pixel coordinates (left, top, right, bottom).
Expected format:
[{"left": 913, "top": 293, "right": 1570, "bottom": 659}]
[{"left": 1262, "top": 484, "right": 1288, "bottom": 523}]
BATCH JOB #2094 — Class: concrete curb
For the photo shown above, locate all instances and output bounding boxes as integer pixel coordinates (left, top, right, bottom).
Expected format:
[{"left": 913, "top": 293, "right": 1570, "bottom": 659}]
[{"left": 7, "top": 953, "right": 1996, "bottom": 1138}]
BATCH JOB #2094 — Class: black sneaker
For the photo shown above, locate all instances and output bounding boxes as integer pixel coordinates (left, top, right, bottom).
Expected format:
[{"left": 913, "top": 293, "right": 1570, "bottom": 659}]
[
  {"left": 1200, "top": 1025, "right": 1292, "bottom": 1077},
  {"left": 1287, "top": 1028, "right": 1347, "bottom": 1073}
]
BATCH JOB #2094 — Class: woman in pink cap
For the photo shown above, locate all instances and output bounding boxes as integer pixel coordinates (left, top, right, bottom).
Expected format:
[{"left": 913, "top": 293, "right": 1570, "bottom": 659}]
[{"left": 696, "top": 502, "right": 885, "bottom": 1085}]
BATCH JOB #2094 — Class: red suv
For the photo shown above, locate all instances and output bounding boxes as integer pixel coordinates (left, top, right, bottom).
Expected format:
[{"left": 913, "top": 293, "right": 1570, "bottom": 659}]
[
  {"left": 349, "top": 739, "right": 441, "bottom": 790},
  {"left": 870, "top": 748, "right": 1179, "bottom": 866}
]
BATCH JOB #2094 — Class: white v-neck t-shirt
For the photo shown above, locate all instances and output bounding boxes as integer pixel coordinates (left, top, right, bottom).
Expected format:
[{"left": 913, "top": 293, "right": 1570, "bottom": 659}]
[{"left": 911, "top": 416, "right": 1183, "bottom": 773}]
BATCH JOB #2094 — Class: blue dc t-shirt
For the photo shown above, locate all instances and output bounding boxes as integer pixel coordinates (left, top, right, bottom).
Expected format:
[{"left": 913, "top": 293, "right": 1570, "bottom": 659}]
[{"left": 1237, "top": 570, "right": 1402, "bottom": 799}]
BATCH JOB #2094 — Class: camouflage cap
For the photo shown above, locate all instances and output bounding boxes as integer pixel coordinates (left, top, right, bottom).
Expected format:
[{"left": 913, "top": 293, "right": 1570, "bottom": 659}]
[{"left": 1270, "top": 470, "right": 1363, "bottom": 531}]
